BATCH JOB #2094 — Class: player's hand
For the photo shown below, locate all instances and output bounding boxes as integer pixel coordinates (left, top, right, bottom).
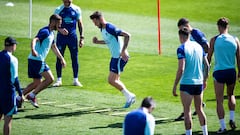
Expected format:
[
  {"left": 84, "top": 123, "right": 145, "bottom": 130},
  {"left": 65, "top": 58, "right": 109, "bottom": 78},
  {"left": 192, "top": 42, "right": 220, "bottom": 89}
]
[
  {"left": 172, "top": 86, "right": 178, "bottom": 97},
  {"left": 79, "top": 39, "right": 84, "bottom": 48},
  {"left": 58, "top": 28, "right": 69, "bottom": 35},
  {"left": 92, "top": 37, "right": 98, "bottom": 44},
  {"left": 120, "top": 51, "right": 129, "bottom": 62},
  {"left": 203, "top": 81, "right": 207, "bottom": 90},
  {"left": 31, "top": 49, "right": 38, "bottom": 57},
  {"left": 61, "top": 59, "right": 66, "bottom": 68}
]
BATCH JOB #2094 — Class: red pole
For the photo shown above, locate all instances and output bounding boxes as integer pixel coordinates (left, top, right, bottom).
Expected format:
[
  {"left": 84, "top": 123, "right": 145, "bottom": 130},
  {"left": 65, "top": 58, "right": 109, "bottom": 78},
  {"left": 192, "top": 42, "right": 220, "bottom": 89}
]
[{"left": 157, "top": 0, "right": 161, "bottom": 55}]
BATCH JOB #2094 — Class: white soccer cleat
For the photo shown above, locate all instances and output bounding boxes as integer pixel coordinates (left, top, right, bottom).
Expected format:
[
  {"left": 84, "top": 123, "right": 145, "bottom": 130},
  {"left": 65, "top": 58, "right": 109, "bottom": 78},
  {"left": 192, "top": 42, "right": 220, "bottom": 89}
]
[
  {"left": 123, "top": 94, "right": 136, "bottom": 108},
  {"left": 52, "top": 81, "right": 62, "bottom": 87},
  {"left": 73, "top": 81, "right": 83, "bottom": 87}
]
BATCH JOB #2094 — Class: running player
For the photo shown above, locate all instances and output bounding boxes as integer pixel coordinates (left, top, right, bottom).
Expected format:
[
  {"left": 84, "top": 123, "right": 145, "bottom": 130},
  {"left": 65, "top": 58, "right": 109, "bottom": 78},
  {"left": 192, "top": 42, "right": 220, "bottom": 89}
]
[
  {"left": 90, "top": 11, "right": 136, "bottom": 108},
  {"left": 23, "top": 14, "right": 66, "bottom": 108}
]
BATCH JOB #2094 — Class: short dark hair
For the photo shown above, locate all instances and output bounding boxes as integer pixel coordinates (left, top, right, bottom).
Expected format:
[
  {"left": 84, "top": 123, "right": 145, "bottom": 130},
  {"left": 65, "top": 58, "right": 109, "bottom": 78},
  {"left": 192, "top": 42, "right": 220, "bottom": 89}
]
[
  {"left": 217, "top": 17, "right": 229, "bottom": 28},
  {"left": 90, "top": 11, "right": 102, "bottom": 20},
  {"left": 141, "top": 96, "right": 155, "bottom": 109},
  {"left": 178, "top": 27, "right": 190, "bottom": 36},
  {"left": 5, "top": 36, "right": 17, "bottom": 46},
  {"left": 49, "top": 14, "right": 62, "bottom": 23},
  {"left": 177, "top": 18, "right": 189, "bottom": 27}
]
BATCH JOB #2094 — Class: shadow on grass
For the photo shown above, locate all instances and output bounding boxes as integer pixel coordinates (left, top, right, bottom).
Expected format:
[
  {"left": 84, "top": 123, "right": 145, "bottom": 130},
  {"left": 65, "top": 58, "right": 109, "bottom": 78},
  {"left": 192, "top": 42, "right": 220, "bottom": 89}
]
[
  {"left": 207, "top": 95, "right": 240, "bottom": 102},
  {"left": 89, "top": 122, "right": 123, "bottom": 129},
  {"left": 16, "top": 107, "right": 126, "bottom": 120}
]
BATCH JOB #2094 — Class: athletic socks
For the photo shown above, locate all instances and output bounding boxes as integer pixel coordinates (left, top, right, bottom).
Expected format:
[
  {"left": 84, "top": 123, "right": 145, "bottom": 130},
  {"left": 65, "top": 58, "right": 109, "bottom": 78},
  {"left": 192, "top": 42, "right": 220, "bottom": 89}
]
[
  {"left": 121, "top": 89, "right": 134, "bottom": 99},
  {"left": 229, "top": 110, "right": 235, "bottom": 121},
  {"left": 185, "top": 129, "right": 192, "bottom": 135},
  {"left": 219, "top": 119, "right": 226, "bottom": 130},
  {"left": 57, "top": 77, "right": 62, "bottom": 82},
  {"left": 201, "top": 125, "right": 208, "bottom": 135}
]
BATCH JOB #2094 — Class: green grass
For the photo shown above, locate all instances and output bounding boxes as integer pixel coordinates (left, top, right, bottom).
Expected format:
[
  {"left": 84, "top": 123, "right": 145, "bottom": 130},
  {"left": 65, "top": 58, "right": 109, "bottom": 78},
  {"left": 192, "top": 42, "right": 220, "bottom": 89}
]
[{"left": 0, "top": 0, "right": 240, "bottom": 134}]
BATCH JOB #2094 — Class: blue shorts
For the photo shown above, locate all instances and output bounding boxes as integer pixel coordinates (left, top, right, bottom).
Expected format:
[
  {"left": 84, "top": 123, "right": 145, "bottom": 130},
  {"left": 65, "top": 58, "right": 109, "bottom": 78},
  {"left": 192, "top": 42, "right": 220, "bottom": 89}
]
[
  {"left": 213, "top": 69, "right": 236, "bottom": 85},
  {"left": 0, "top": 95, "right": 17, "bottom": 116},
  {"left": 109, "top": 57, "right": 128, "bottom": 74},
  {"left": 180, "top": 84, "right": 203, "bottom": 95},
  {"left": 28, "top": 59, "right": 50, "bottom": 79}
]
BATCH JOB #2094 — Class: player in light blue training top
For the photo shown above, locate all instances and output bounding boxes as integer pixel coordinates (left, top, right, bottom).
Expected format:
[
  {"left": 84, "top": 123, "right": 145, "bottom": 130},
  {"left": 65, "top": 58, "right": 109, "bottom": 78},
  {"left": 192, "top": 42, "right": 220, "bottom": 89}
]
[
  {"left": 0, "top": 37, "right": 22, "bottom": 135},
  {"left": 53, "top": 0, "right": 84, "bottom": 87},
  {"left": 176, "top": 18, "right": 209, "bottom": 121},
  {"left": 172, "top": 27, "right": 209, "bottom": 135},
  {"left": 123, "top": 97, "right": 155, "bottom": 135},
  {"left": 90, "top": 11, "right": 135, "bottom": 108},
  {"left": 207, "top": 17, "right": 240, "bottom": 134},
  {"left": 22, "top": 14, "right": 66, "bottom": 108}
]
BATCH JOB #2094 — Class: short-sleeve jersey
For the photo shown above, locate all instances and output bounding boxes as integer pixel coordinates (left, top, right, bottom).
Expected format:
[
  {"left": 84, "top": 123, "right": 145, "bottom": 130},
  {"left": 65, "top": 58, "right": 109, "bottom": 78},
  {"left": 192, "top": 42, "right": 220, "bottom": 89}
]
[
  {"left": 0, "top": 50, "right": 19, "bottom": 101},
  {"left": 28, "top": 26, "right": 54, "bottom": 61},
  {"left": 101, "top": 23, "right": 123, "bottom": 58},
  {"left": 177, "top": 41, "right": 205, "bottom": 85},
  {"left": 191, "top": 28, "right": 208, "bottom": 46},
  {"left": 123, "top": 108, "right": 155, "bottom": 135},
  {"left": 55, "top": 4, "right": 81, "bottom": 35},
  {"left": 213, "top": 34, "right": 237, "bottom": 71}
]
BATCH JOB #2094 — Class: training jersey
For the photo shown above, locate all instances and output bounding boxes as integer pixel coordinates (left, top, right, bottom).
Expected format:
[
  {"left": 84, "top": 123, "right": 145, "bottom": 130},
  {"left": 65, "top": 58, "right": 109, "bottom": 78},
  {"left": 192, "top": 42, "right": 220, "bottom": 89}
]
[
  {"left": 123, "top": 108, "right": 155, "bottom": 135},
  {"left": 0, "top": 50, "right": 21, "bottom": 101},
  {"left": 213, "top": 34, "right": 237, "bottom": 71},
  {"left": 177, "top": 40, "right": 205, "bottom": 85},
  {"left": 55, "top": 4, "right": 81, "bottom": 35},
  {"left": 101, "top": 23, "right": 123, "bottom": 58},
  {"left": 190, "top": 28, "right": 208, "bottom": 46},
  {"left": 28, "top": 26, "right": 54, "bottom": 61}
]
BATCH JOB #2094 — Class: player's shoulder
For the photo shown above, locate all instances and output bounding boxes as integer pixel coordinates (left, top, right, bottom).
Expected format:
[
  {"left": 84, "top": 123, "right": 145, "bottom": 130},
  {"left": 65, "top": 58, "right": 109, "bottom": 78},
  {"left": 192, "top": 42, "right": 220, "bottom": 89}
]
[
  {"left": 55, "top": 4, "right": 64, "bottom": 13},
  {"left": 71, "top": 4, "right": 81, "bottom": 11}
]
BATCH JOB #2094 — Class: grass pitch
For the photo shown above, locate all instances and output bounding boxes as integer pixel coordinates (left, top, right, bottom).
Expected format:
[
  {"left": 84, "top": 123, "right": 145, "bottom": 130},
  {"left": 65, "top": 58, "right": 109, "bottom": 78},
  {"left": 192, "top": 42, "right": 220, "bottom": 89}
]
[{"left": 0, "top": 0, "right": 240, "bottom": 134}]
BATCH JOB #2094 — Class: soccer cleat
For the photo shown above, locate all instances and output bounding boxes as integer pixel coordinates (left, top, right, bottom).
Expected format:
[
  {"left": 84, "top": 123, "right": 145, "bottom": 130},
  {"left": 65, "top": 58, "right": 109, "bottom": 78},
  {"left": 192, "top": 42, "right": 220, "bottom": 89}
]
[
  {"left": 175, "top": 113, "right": 184, "bottom": 121},
  {"left": 52, "top": 81, "right": 62, "bottom": 87},
  {"left": 216, "top": 128, "right": 227, "bottom": 134},
  {"left": 73, "top": 81, "right": 83, "bottom": 87},
  {"left": 123, "top": 95, "right": 136, "bottom": 108},
  {"left": 229, "top": 120, "right": 237, "bottom": 130},
  {"left": 27, "top": 95, "right": 39, "bottom": 108}
]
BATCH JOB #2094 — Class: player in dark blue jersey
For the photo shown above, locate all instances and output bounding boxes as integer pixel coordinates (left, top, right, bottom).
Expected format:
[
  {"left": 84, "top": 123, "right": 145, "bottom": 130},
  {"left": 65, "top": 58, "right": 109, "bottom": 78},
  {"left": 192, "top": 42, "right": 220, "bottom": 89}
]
[
  {"left": 90, "top": 11, "right": 135, "bottom": 108},
  {"left": 175, "top": 18, "right": 209, "bottom": 121},
  {"left": 53, "top": 0, "right": 84, "bottom": 87},
  {"left": 0, "top": 37, "right": 22, "bottom": 135},
  {"left": 22, "top": 14, "right": 66, "bottom": 108},
  {"left": 123, "top": 97, "right": 156, "bottom": 135}
]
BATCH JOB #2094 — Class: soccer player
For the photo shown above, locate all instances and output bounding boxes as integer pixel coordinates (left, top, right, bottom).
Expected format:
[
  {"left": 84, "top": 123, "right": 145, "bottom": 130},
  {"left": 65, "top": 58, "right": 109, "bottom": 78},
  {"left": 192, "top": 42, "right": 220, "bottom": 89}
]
[
  {"left": 123, "top": 97, "right": 156, "bottom": 135},
  {"left": 0, "top": 37, "right": 23, "bottom": 135},
  {"left": 90, "top": 11, "right": 136, "bottom": 108},
  {"left": 52, "top": 0, "right": 84, "bottom": 87},
  {"left": 175, "top": 18, "right": 209, "bottom": 121},
  {"left": 207, "top": 17, "right": 239, "bottom": 133},
  {"left": 22, "top": 14, "right": 66, "bottom": 108},
  {"left": 172, "top": 27, "right": 209, "bottom": 135}
]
